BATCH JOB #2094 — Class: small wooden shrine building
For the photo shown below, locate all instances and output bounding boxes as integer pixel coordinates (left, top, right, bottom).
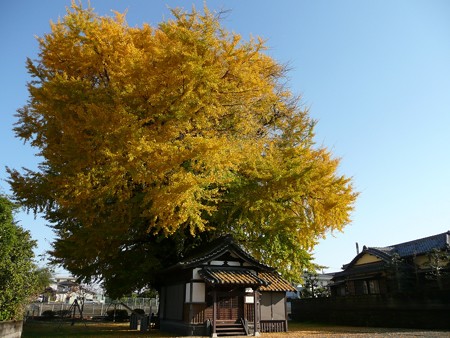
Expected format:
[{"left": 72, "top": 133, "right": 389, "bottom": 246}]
[{"left": 157, "top": 236, "right": 296, "bottom": 336}]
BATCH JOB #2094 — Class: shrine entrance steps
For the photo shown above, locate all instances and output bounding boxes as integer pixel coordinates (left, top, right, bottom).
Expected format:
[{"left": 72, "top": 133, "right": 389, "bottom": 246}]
[{"left": 215, "top": 320, "right": 246, "bottom": 336}]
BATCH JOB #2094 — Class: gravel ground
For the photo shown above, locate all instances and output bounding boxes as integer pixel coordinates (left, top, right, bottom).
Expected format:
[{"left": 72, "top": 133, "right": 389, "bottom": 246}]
[{"left": 261, "top": 325, "right": 450, "bottom": 338}]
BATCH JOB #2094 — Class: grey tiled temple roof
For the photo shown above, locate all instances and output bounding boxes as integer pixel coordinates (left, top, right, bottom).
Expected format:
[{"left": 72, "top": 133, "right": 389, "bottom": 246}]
[
  {"left": 163, "top": 235, "right": 273, "bottom": 271},
  {"left": 339, "top": 231, "right": 450, "bottom": 272},
  {"left": 371, "top": 231, "right": 450, "bottom": 258}
]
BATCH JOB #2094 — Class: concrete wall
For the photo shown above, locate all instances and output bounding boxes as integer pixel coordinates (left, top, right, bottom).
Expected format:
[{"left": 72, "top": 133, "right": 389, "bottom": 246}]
[
  {"left": 0, "top": 321, "right": 23, "bottom": 338},
  {"left": 291, "top": 293, "right": 450, "bottom": 329}
]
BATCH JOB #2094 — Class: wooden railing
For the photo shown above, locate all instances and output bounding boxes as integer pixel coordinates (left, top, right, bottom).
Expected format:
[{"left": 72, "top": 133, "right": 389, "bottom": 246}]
[
  {"left": 241, "top": 318, "right": 249, "bottom": 335},
  {"left": 260, "top": 320, "right": 286, "bottom": 332}
]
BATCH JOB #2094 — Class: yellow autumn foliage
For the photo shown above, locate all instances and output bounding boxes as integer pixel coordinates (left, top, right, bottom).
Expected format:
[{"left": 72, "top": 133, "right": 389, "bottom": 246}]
[{"left": 8, "top": 3, "right": 357, "bottom": 294}]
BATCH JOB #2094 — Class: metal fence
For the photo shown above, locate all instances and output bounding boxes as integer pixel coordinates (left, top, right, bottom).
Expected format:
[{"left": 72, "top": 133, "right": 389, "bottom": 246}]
[
  {"left": 27, "top": 298, "right": 159, "bottom": 319},
  {"left": 119, "top": 297, "right": 159, "bottom": 312}
]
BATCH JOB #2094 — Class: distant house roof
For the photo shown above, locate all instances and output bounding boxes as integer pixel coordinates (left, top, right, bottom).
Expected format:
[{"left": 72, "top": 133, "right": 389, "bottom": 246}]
[
  {"left": 373, "top": 231, "right": 450, "bottom": 257},
  {"left": 58, "top": 280, "right": 78, "bottom": 287},
  {"left": 341, "top": 231, "right": 450, "bottom": 271}
]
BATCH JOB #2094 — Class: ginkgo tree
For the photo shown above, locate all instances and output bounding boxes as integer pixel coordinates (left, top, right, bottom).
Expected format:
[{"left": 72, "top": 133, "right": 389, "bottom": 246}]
[{"left": 8, "top": 3, "right": 357, "bottom": 298}]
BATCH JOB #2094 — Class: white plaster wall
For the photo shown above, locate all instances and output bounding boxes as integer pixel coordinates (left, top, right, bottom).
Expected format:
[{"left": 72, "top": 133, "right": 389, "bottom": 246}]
[
  {"left": 185, "top": 283, "right": 191, "bottom": 302},
  {"left": 192, "top": 282, "right": 205, "bottom": 302},
  {"left": 193, "top": 268, "right": 201, "bottom": 279}
]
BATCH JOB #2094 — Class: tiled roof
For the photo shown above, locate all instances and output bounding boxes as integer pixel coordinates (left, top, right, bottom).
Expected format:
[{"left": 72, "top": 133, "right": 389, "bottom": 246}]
[
  {"left": 372, "top": 231, "right": 450, "bottom": 258},
  {"left": 258, "top": 271, "right": 297, "bottom": 292},
  {"left": 169, "top": 235, "right": 273, "bottom": 271},
  {"left": 198, "top": 267, "right": 296, "bottom": 292},
  {"left": 339, "top": 231, "right": 450, "bottom": 273},
  {"left": 199, "top": 267, "right": 269, "bottom": 287},
  {"left": 161, "top": 235, "right": 295, "bottom": 291}
]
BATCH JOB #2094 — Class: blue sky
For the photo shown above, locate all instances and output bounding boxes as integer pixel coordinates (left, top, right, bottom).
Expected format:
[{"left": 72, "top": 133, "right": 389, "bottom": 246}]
[{"left": 1, "top": 0, "right": 450, "bottom": 273}]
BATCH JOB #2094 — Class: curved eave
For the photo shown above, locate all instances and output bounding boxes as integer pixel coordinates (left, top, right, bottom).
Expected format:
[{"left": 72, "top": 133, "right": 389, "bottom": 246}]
[
  {"left": 333, "top": 261, "right": 386, "bottom": 279},
  {"left": 162, "top": 236, "right": 274, "bottom": 273},
  {"left": 341, "top": 248, "right": 392, "bottom": 272}
]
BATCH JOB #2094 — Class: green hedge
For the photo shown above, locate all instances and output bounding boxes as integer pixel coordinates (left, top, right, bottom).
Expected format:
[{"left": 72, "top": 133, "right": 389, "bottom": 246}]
[{"left": 0, "top": 196, "right": 40, "bottom": 321}]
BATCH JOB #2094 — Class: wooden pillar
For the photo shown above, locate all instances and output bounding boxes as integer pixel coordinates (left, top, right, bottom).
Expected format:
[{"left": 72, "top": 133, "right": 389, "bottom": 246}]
[
  {"left": 188, "top": 282, "right": 193, "bottom": 324},
  {"left": 284, "top": 296, "right": 288, "bottom": 332},
  {"left": 253, "top": 290, "right": 260, "bottom": 336},
  {"left": 212, "top": 290, "right": 217, "bottom": 337}
]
